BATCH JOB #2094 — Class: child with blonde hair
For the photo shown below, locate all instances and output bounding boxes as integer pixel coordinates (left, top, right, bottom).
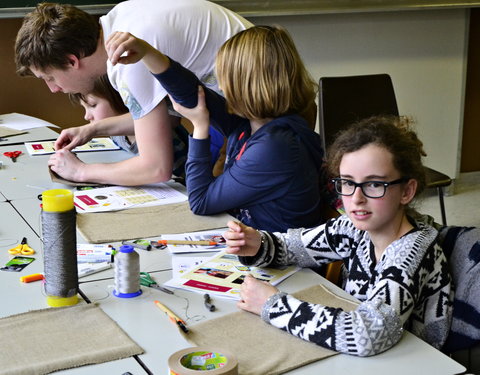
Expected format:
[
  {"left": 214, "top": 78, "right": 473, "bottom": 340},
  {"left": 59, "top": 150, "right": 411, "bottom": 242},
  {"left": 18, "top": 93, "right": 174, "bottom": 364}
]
[{"left": 106, "top": 26, "right": 327, "bottom": 231}]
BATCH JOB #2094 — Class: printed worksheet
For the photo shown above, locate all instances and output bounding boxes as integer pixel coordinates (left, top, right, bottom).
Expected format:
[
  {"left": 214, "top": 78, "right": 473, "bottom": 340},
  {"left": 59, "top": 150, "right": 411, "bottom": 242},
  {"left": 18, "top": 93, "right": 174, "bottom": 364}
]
[
  {"left": 165, "top": 251, "right": 300, "bottom": 299},
  {"left": 25, "top": 138, "right": 120, "bottom": 155},
  {"left": 74, "top": 183, "right": 187, "bottom": 213}
]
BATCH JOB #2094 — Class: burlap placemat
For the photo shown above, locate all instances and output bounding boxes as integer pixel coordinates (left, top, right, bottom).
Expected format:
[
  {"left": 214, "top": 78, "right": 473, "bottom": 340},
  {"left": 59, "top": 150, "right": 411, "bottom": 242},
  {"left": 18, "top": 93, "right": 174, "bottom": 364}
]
[
  {"left": 77, "top": 201, "right": 232, "bottom": 243},
  {"left": 0, "top": 304, "right": 143, "bottom": 375},
  {"left": 183, "top": 284, "right": 359, "bottom": 375},
  {"left": 0, "top": 126, "right": 27, "bottom": 138}
]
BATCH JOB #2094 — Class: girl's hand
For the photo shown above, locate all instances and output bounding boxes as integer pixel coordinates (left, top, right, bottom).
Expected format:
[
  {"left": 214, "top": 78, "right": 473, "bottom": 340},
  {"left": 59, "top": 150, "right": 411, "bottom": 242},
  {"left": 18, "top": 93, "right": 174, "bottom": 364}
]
[
  {"left": 223, "top": 220, "right": 262, "bottom": 257},
  {"left": 105, "top": 31, "right": 169, "bottom": 74},
  {"left": 237, "top": 274, "right": 278, "bottom": 315},
  {"left": 105, "top": 31, "right": 150, "bottom": 65},
  {"left": 169, "top": 86, "right": 210, "bottom": 139}
]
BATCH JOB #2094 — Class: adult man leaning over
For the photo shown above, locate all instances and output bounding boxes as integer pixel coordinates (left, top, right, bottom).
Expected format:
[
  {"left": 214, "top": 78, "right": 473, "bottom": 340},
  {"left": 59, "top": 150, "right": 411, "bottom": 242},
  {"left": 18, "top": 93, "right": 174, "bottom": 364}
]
[{"left": 15, "top": 0, "right": 251, "bottom": 185}]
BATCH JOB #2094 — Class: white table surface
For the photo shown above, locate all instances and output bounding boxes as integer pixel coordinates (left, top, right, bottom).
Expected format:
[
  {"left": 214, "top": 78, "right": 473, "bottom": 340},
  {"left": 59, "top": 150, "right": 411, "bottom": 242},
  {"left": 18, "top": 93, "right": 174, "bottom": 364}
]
[
  {"left": 0, "top": 126, "right": 58, "bottom": 146},
  {"left": 0, "top": 143, "right": 131, "bottom": 200}
]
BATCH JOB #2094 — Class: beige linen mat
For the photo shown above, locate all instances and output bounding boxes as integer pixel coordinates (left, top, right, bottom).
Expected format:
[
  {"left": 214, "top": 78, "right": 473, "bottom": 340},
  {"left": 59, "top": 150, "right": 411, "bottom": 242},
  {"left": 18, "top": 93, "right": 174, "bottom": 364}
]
[
  {"left": 77, "top": 201, "right": 232, "bottom": 243},
  {"left": 183, "top": 284, "right": 359, "bottom": 375},
  {"left": 0, "top": 304, "right": 143, "bottom": 375}
]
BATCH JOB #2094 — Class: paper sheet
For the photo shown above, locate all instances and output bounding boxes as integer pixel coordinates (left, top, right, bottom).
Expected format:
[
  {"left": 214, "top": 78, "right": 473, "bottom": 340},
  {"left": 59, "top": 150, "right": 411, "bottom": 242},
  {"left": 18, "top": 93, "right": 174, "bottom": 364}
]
[
  {"left": 0, "top": 112, "right": 59, "bottom": 130},
  {"left": 25, "top": 138, "right": 120, "bottom": 155},
  {"left": 165, "top": 250, "right": 300, "bottom": 299},
  {"left": 74, "top": 182, "right": 188, "bottom": 213}
]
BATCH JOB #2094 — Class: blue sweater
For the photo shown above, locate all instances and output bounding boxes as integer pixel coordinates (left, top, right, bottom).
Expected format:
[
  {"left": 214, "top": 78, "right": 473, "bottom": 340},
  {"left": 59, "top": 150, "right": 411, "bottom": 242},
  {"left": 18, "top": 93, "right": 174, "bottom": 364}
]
[{"left": 153, "top": 59, "right": 326, "bottom": 232}]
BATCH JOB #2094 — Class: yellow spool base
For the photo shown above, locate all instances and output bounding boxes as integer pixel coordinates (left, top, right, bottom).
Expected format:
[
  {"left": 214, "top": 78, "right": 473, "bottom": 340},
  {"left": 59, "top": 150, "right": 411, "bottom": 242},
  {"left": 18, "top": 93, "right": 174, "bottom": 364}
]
[
  {"left": 42, "top": 189, "right": 74, "bottom": 212},
  {"left": 46, "top": 294, "right": 78, "bottom": 307}
]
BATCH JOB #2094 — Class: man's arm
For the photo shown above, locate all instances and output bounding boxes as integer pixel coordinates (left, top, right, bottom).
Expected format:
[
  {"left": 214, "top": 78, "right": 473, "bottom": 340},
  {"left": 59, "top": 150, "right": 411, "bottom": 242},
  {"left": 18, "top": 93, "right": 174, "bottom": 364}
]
[
  {"left": 55, "top": 113, "right": 135, "bottom": 151},
  {"left": 49, "top": 100, "right": 174, "bottom": 185}
]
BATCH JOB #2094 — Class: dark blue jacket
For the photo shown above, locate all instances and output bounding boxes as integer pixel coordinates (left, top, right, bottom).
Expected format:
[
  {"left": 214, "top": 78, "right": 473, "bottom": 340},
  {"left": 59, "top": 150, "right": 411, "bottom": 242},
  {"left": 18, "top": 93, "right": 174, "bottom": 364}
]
[{"left": 154, "top": 59, "right": 326, "bottom": 232}]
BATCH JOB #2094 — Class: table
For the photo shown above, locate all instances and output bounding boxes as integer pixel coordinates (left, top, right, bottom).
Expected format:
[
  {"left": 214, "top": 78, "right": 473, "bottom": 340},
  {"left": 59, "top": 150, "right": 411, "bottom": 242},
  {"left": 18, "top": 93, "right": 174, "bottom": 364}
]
[
  {"left": 0, "top": 202, "right": 144, "bottom": 375},
  {"left": 0, "top": 143, "right": 131, "bottom": 201},
  {"left": 0, "top": 134, "right": 466, "bottom": 375}
]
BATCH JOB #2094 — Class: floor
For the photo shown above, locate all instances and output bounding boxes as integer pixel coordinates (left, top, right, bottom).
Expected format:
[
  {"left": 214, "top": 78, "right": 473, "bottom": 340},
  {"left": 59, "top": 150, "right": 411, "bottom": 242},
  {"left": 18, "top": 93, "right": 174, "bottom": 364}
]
[{"left": 418, "top": 171, "right": 480, "bottom": 228}]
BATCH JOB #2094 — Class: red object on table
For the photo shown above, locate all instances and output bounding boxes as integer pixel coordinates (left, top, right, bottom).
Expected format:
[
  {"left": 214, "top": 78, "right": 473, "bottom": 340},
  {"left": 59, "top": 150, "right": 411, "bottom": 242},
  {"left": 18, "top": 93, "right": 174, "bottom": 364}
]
[{"left": 3, "top": 150, "right": 22, "bottom": 162}]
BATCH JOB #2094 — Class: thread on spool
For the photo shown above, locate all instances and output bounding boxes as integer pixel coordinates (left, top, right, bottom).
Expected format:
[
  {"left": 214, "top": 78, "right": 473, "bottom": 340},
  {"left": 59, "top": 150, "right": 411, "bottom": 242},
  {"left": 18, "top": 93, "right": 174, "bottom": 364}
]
[
  {"left": 113, "top": 245, "right": 142, "bottom": 298},
  {"left": 41, "top": 189, "right": 78, "bottom": 307}
]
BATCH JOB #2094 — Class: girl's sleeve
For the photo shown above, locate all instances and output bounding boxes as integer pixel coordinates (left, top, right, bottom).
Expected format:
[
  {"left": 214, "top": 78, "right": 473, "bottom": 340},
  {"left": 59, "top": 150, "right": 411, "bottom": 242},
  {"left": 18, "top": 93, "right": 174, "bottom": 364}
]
[
  {"left": 262, "top": 292, "right": 403, "bottom": 357},
  {"left": 151, "top": 58, "right": 242, "bottom": 136},
  {"left": 186, "top": 122, "right": 302, "bottom": 216},
  {"left": 258, "top": 224, "right": 450, "bottom": 356},
  {"left": 238, "top": 216, "right": 353, "bottom": 268},
  {"left": 260, "top": 222, "right": 404, "bottom": 357}
]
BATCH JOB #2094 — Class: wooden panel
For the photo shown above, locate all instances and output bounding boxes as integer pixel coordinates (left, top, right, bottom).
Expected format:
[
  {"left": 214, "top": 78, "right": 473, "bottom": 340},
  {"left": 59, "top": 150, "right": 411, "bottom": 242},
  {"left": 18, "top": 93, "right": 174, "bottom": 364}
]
[
  {"left": 0, "top": 18, "right": 85, "bottom": 130},
  {"left": 461, "top": 8, "right": 480, "bottom": 172}
]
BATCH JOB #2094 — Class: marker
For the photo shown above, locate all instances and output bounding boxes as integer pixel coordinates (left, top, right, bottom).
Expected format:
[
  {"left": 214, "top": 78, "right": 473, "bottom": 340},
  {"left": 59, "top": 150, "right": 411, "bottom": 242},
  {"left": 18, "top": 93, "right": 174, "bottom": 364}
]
[
  {"left": 204, "top": 293, "right": 216, "bottom": 312},
  {"left": 157, "top": 239, "right": 218, "bottom": 246},
  {"left": 154, "top": 300, "right": 189, "bottom": 333}
]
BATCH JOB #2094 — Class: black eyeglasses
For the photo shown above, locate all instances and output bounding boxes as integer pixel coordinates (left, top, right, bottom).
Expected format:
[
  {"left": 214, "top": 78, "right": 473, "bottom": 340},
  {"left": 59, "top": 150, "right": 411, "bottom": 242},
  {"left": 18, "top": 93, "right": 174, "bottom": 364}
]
[{"left": 331, "top": 178, "right": 409, "bottom": 199}]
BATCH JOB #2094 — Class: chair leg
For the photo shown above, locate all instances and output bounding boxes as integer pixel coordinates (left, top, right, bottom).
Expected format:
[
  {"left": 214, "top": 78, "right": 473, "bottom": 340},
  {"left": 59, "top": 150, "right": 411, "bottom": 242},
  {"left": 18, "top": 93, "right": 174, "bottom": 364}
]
[{"left": 437, "top": 187, "right": 447, "bottom": 226}]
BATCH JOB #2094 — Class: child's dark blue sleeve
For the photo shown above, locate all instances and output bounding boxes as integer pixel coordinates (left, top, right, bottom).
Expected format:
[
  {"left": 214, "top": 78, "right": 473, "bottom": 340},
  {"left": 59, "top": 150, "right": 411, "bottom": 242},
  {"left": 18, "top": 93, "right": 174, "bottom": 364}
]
[{"left": 151, "top": 58, "right": 240, "bottom": 136}]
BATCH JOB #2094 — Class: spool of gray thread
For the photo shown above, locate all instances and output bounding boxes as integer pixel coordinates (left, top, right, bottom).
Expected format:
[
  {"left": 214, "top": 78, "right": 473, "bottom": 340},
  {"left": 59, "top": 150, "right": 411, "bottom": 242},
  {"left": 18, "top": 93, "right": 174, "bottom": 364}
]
[{"left": 113, "top": 244, "right": 142, "bottom": 298}]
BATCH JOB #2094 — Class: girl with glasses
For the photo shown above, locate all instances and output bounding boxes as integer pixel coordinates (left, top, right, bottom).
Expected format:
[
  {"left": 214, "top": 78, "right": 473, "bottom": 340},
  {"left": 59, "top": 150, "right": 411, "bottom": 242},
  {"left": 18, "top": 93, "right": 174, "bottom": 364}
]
[{"left": 224, "top": 115, "right": 452, "bottom": 356}]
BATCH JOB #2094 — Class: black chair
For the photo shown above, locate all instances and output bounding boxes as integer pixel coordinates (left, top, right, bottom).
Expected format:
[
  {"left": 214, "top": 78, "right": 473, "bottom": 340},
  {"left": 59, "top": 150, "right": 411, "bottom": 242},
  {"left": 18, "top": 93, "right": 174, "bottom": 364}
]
[{"left": 318, "top": 74, "right": 452, "bottom": 225}]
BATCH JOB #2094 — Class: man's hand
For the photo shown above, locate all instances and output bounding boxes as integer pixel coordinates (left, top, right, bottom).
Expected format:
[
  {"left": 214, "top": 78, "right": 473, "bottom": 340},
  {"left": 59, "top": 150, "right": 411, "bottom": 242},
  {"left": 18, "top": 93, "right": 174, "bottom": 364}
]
[
  {"left": 54, "top": 124, "right": 95, "bottom": 151},
  {"left": 48, "top": 149, "right": 86, "bottom": 182}
]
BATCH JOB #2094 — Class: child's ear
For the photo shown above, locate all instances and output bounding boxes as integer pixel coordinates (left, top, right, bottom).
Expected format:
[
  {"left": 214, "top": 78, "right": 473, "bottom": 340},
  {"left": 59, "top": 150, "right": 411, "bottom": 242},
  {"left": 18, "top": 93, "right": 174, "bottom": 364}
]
[{"left": 401, "top": 178, "right": 417, "bottom": 205}]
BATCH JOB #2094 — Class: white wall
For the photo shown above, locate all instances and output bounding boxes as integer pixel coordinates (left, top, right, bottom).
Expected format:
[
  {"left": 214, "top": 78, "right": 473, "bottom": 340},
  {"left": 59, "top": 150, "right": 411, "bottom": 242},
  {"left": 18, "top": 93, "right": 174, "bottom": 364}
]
[{"left": 248, "top": 9, "right": 468, "bottom": 178}]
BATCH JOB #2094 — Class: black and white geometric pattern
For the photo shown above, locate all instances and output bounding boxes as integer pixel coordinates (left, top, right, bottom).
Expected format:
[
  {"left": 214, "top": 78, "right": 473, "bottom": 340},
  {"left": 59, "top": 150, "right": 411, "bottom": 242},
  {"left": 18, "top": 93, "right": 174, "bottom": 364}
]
[{"left": 243, "top": 215, "right": 452, "bottom": 357}]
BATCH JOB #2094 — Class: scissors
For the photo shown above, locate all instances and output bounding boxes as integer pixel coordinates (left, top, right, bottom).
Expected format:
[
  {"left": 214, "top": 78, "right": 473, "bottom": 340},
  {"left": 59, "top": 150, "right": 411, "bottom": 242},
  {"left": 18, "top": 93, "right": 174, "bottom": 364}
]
[
  {"left": 8, "top": 237, "right": 35, "bottom": 256},
  {"left": 140, "top": 272, "right": 173, "bottom": 295},
  {"left": 3, "top": 150, "right": 22, "bottom": 162}
]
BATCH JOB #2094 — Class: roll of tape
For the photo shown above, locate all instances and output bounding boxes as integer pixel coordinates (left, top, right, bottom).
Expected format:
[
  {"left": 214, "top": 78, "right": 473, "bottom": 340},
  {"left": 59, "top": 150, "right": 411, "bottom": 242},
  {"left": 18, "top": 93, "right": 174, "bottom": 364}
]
[{"left": 168, "top": 347, "right": 238, "bottom": 375}]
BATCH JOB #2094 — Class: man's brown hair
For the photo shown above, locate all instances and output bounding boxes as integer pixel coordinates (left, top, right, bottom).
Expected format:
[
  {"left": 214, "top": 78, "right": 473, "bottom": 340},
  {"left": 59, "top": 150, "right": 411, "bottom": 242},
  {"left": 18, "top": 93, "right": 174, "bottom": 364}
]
[{"left": 15, "top": 2, "right": 100, "bottom": 76}]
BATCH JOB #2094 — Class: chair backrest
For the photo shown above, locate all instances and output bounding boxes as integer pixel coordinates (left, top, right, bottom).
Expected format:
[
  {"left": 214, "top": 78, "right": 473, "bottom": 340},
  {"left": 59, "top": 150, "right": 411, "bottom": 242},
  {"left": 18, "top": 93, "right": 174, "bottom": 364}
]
[{"left": 318, "top": 74, "right": 399, "bottom": 151}]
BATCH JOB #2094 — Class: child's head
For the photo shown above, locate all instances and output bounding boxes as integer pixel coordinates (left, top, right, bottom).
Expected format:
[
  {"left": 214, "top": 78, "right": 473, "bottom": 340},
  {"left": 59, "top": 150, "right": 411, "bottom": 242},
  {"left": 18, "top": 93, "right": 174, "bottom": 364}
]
[
  {"left": 328, "top": 116, "right": 426, "bottom": 195},
  {"left": 70, "top": 75, "right": 128, "bottom": 122},
  {"left": 327, "top": 116, "right": 426, "bottom": 225},
  {"left": 215, "top": 25, "right": 316, "bottom": 121}
]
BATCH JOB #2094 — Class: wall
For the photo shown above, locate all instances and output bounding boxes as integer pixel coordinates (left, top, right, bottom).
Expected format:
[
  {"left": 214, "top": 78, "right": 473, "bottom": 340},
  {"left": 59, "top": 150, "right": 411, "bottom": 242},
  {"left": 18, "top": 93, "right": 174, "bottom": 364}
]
[
  {"left": 252, "top": 9, "right": 468, "bottom": 179},
  {"left": 0, "top": 18, "right": 85, "bottom": 129}
]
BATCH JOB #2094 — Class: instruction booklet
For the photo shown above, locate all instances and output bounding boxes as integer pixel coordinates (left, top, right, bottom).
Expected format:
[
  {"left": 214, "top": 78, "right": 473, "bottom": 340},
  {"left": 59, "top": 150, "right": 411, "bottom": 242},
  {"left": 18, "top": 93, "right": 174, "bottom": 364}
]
[{"left": 165, "top": 250, "right": 300, "bottom": 299}]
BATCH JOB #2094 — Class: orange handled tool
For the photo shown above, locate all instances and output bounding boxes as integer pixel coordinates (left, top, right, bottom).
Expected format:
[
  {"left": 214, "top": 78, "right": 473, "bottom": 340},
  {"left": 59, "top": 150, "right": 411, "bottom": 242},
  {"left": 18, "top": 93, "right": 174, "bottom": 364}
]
[{"left": 20, "top": 273, "right": 44, "bottom": 283}]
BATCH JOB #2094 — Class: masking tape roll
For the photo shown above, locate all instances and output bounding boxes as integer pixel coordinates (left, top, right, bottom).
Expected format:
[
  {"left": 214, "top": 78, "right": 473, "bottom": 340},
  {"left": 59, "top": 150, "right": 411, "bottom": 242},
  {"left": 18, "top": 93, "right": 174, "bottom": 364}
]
[{"left": 168, "top": 347, "right": 238, "bottom": 375}]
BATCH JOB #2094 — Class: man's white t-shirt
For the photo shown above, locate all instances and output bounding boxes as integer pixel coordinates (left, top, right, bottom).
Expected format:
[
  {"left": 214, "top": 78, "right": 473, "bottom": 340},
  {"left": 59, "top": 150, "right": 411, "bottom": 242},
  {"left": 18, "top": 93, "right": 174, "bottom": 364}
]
[{"left": 101, "top": 0, "right": 252, "bottom": 119}]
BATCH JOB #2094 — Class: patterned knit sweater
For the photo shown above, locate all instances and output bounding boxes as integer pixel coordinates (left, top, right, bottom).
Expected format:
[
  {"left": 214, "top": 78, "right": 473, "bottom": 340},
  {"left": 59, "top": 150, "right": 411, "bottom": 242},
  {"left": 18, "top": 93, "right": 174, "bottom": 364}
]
[{"left": 239, "top": 215, "right": 453, "bottom": 356}]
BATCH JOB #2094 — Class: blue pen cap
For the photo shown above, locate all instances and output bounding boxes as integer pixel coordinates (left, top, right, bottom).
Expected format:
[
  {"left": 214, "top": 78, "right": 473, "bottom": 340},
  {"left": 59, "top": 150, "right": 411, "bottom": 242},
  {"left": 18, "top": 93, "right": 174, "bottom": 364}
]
[{"left": 119, "top": 244, "right": 134, "bottom": 253}]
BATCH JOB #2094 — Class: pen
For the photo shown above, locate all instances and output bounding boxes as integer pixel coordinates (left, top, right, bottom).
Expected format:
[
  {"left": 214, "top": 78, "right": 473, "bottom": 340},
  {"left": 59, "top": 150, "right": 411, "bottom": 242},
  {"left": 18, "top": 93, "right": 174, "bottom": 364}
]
[
  {"left": 204, "top": 293, "right": 216, "bottom": 312},
  {"left": 157, "top": 239, "right": 218, "bottom": 246},
  {"left": 154, "top": 300, "right": 189, "bottom": 333}
]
